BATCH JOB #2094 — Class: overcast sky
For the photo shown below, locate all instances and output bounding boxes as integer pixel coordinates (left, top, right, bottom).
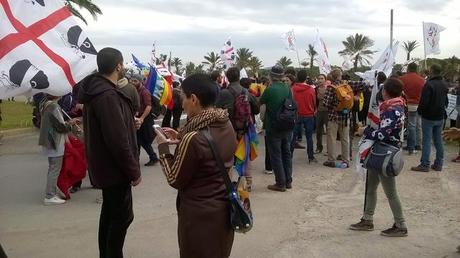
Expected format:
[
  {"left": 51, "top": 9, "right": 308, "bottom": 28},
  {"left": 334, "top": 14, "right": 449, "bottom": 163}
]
[{"left": 80, "top": 0, "right": 460, "bottom": 68}]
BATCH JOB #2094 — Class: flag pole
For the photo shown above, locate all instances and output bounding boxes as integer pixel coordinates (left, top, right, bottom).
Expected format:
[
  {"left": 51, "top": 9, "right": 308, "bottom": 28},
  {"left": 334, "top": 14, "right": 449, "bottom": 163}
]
[
  {"left": 422, "top": 22, "right": 427, "bottom": 70},
  {"left": 390, "top": 9, "right": 393, "bottom": 46},
  {"left": 295, "top": 49, "right": 301, "bottom": 68}
]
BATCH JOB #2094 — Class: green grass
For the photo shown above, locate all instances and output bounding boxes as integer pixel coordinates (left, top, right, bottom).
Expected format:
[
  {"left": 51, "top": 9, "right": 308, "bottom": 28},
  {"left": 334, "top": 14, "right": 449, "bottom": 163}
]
[{"left": 0, "top": 100, "right": 34, "bottom": 130}]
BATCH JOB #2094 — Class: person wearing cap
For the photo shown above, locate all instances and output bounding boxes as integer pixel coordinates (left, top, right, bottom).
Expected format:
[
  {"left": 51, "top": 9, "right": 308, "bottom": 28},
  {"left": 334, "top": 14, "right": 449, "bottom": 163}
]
[
  {"left": 260, "top": 66, "right": 294, "bottom": 192},
  {"left": 130, "top": 73, "right": 159, "bottom": 166}
]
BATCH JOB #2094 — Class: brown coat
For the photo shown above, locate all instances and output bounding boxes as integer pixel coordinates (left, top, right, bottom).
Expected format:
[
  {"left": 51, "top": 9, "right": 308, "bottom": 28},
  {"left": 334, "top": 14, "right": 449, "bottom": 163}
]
[
  {"left": 78, "top": 74, "right": 141, "bottom": 188},
  {"left": 159, "top": 117, "right": 237, "bottom": 258}
]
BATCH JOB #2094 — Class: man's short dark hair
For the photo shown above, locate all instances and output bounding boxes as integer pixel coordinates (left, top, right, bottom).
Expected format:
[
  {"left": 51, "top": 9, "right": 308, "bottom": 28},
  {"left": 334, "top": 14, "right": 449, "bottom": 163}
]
[
  {"left": 210, "top": 70, "right": 221, "bottom": 81},
  {"left": 407, "top": 62, "right": 418, "bottom": 73},
  {"left": 297, "top": 69, "right": 308, "bottom": 83},
  {"left": 383, "top": 78, "right": 403, "bottom": 98},
  {"left": 377, "top": 72, "right": 387, "bottom": 85},
  {"left": 430, "top": 64, "right": 442, "bottom": 76},
  {"left": 240, "top": 78, "right": 252, "bottom": 89},
  {"left": 226, "top": 67, "right": 240, "bottom": 83},
  {"left": 285, "top": 67, "right": 296, "bottom": 77},
  {"left": 97, "top": 47, "right": 123, "bottom": 75},
  {"left": 181, "top": 74, "right": 217, "bottom": 107}
]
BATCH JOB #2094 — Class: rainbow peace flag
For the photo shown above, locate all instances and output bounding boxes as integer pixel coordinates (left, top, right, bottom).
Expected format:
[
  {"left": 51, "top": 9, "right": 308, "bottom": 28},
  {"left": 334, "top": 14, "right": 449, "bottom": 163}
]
[
  {"left": 145, "top": 66, "right": 174, "bottom": 109},
  {"left": 234, "top": 123, "right": 259, "bottom": 176}
]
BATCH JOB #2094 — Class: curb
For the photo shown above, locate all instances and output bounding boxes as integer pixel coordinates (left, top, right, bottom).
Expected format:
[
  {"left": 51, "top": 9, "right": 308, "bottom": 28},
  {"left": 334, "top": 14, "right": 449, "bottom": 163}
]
[{"left": 0, "top": 127, "right": 37, "bottom": 138}]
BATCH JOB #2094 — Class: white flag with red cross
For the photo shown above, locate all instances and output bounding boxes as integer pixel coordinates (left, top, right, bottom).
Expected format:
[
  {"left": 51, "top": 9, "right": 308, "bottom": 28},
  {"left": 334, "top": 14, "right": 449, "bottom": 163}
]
[{"left": 0, "top": 0, "right": 97, "bottom": 98}]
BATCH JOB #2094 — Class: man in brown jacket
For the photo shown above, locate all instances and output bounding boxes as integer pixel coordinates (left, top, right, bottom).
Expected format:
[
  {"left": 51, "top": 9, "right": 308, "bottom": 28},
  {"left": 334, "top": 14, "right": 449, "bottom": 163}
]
[{"left": 79, "top": 47, "right": 141, "bottom": 257}]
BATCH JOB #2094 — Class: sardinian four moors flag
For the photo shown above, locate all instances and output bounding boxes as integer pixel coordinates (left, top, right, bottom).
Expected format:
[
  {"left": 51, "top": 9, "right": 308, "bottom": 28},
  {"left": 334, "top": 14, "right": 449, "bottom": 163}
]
[
  {"left": 220, "top": 37, "right": 235, "bottom": 69},
  {"left": 423, "top": 22, "right": 445, "bottom": 55},
  {"left": 281, "top": 29, "right": 296, "bottom": 51},
  {"left": 313, "top": 31, "right": 331, "bottom": 75},
  {"left": 0, "top": 0, "right": 97, "bottom": 98}
]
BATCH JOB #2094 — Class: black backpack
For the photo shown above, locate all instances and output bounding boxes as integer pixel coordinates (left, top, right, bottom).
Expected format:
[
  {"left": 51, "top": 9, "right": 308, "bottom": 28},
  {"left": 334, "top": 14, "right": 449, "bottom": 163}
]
[{"left": 272, "top": 90, "right": 297, "bottom": 131}]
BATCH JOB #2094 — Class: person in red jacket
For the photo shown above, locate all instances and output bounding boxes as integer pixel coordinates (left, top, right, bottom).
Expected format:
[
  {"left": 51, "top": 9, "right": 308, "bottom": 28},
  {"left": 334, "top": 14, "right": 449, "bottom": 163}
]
[
  {"left": 399, "top": 62, "right": 425, "bottom": 154},
  {"left": 291, "top": 70, "right": 317, "bottom": 163}
]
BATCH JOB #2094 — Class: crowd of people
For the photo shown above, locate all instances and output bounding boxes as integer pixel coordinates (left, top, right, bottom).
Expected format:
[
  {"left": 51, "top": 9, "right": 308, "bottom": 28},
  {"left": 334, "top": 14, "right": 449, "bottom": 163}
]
[{"left": 9, "top": 45, "right": 456, "bottom": 257}]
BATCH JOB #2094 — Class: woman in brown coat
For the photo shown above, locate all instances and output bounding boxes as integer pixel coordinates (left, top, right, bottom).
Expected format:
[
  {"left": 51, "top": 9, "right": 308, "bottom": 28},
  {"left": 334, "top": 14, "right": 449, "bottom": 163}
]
[{"left": 155, "top": 73, "right": 237, "bottom": 258}]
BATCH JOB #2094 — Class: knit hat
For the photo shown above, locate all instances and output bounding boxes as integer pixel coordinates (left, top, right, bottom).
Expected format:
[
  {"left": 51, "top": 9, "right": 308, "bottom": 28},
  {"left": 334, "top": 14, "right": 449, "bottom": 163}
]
[
  {"left": 270, "top": 65, "right": 284, "bottom": 79},
  {"left": 131, "top": 74, "right": 143, "bottom": 81}
]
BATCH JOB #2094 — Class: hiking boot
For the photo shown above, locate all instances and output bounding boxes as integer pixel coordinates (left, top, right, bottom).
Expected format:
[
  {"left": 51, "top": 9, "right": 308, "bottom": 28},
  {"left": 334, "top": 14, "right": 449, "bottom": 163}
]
[
  {"left": 430, "top": 164, "right": 442, "bottom": 172},
  {"left": 145, "top": 159, "right": 159, "bottom": 166},
  {"left": 267, "top": 184, "right": 286, "bottom": 192},
  {"left": 286, "top": 183, "right": 292, "bottom": 189},
  {"left": 349, "top": 219, "right": 374, "bottom": 231},
  {"left": 293, "top": 142, "right": 306, "bottom": 149},
  {"left": 411, "top": 165, "right": 429, "bottom": 172},
  {"left": 380, "top": 224, "right": 408, "bottom": 237}
]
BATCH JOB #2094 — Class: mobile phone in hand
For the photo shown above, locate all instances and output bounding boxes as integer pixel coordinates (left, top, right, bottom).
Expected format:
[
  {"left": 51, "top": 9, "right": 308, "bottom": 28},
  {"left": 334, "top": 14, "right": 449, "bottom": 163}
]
[{"left": 153, "top": 125, "right": 168, "bottom": 139}]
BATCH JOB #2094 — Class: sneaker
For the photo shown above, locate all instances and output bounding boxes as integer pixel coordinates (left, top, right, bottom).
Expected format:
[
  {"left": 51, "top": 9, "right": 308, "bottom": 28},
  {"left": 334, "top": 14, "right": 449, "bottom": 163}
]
[
  {"left": 323, "top": 161, "right": 336, "bottom": 168},
  {"left": 264, "top": 170, "right": 273, "bottom": 175},
  {"left": 430, "top": 164, "right": 442, "bottom": 172},
  {"left": 286, "top": 183, "right": 292, "bottom": 189},
  {"left": 44, "top": 196, "right": 66, "bottom": 205},
  {"left": 69, "top": 186, "right": 80, "bottom": 193},
  {"left": 408, "top": 150, "right": 418, "bottom": 155},
  {"left": 309, "top": 158, "right": 318, "bottom": 164},
  {"left": 267, "top": 184, "right": 286, "bottom": 192},
  {"left": 411, "top": 165, "right": 429, "bottom": 172},
  {"left": 145, "top": 159, "right": 158, "bottom": 166},
  {"left": 293, "top": 142, "right": 306, "bottom": 149},
  {"left": 452, "top": 155, "right": 460, "bottom": 163},
  {"left": 380, "top": 224, "right": 408, "bottom": 237},
  {"left": 349, "top": 219, "right": 374, "bottom": 231}
]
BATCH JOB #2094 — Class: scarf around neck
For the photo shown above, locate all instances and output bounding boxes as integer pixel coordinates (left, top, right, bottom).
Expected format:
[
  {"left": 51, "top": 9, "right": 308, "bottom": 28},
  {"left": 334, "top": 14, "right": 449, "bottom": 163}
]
[
  {"left": 379, "top": 97, "right": 405, "bottom": 114},
  {"left": 178, "top": 108, "right": 229, "bottom": 138}
]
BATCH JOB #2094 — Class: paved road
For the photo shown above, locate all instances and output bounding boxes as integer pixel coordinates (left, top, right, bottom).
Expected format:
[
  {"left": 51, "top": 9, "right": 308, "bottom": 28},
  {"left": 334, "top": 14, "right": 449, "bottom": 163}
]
[{"left": 1, "top": 131, "right": 460, "bottom": 257}]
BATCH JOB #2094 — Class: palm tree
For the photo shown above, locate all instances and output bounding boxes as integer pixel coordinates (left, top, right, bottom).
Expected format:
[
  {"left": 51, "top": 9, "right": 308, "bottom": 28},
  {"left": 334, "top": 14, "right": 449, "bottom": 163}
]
[
  {"left": 402, "top": 40, "right": 419, "bottom": 61},
  {"left": 248, "top": 56, "right": 263, "bottom": 75},
  {"left": 276, "top": 56, "right": 293, "bottom": 70},
  {"left": 202, "top": 52, "right": 222, "bottom": 72},
  {"left": 236, "top": 48, "right": 253, "bottom": 69},
  {"left": 300, "top": 61, "right": 309, "bottom": 68},
  {"left": 185, "top": 62, "right": 196, "bottom": 76},
  {"left": 338, "top": 33, "right": 376, "bottom": 70},
  {"left": 65, "top": 0, "right": 102, "bottom": 25},
  {"left": 306, "top": 44, "right": 317, "bottom": 71},
  {"left": 170, "top": 57, "right": 183, "bottom": 73}
]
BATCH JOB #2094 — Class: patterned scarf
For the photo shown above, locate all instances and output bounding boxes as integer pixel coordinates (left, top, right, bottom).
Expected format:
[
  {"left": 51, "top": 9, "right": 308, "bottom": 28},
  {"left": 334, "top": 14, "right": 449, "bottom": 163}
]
[{"left": 178, "top": 108, "right": 229, "bottom": 138}]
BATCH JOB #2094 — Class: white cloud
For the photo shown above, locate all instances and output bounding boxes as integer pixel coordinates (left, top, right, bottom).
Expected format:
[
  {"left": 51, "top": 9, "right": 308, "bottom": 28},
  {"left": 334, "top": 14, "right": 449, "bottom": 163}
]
[{"left": 79, "top": 0, "right": 460, "bottom": 68}]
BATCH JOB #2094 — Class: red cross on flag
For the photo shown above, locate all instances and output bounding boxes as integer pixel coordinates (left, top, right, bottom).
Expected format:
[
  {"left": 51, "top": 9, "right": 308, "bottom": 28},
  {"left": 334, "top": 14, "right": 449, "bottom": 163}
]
[{"left": 0, "top": 0, "right": 97, "bottom": 98}]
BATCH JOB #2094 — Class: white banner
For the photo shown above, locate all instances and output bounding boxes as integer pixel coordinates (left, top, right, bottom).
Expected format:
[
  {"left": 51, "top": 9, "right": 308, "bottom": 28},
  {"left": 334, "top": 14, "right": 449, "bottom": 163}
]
[
  {"left": 313, "top": 31, "right": 331, "bottom": 75},
  {"left": 281, "top": 29, "right": 296, "bottom": 52},
  {"left": 371, "top": 41, "right": 399, "bottom": 77},
  {"left": 446, "top": 94, "right": 458, "bottom": 120},
  {"left": 423, "top": 22, "right": 445, "bottom": 56},
  {"left": 0, "top": 0, "right": 97, "bottom": 98},
  {"left": 220, "top": 37, "right": 235, "bottom": 69}
]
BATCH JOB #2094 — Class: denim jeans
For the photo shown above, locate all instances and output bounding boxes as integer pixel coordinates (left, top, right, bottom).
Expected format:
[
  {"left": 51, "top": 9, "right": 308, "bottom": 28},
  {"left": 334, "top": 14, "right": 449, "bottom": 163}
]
[
  {"left": 421, "top": 118, "right": 444, "bottom": 167},
  {"left": 266, "top": 130, "right": 293, "bottom": 186},
  {"left": 292, "top": 116, "right": 315, "bottom": 160},
  {"left": 295, "top": 120, "right": 302, "bottom": 141},
  {"left": 407, "top": 111, "right": 422, "bottom": 151}
]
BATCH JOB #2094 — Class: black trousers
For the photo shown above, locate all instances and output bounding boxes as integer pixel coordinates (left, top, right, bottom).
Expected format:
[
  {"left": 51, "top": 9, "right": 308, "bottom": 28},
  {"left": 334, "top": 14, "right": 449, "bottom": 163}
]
[
  {"left": 161, "top": 108, "right": 182, "bottom": 130},
  {"left": 137, "top": 116, "right": 157, "bottom": 161},
  {"left": 264, "top": 135, "right": 272, "bottom": 171},
  {"left": 99, "top": 184, "right": 134, "bottom": 258}
]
